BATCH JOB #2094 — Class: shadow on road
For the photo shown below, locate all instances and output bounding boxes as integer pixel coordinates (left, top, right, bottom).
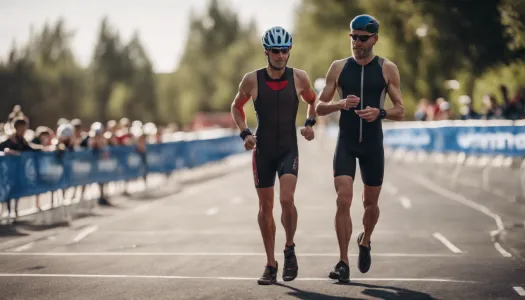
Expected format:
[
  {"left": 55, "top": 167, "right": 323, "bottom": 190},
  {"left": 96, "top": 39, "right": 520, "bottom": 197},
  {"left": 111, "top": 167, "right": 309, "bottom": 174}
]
[
  {"left": 345, "top": 282, "right": 437, "bottom": 300},
  {"left": 276, "top": 282, "right": 437, "bottom": 300},
  {"left": 276, "top": 283, "right": 365, "bottom": 300}
]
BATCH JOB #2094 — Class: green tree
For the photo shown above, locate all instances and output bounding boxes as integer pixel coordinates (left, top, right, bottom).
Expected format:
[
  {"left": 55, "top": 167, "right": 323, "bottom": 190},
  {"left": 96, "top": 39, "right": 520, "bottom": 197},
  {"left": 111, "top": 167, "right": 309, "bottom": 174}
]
[{"left": 90, "top": 17, "right": 130, "bottom": 123}]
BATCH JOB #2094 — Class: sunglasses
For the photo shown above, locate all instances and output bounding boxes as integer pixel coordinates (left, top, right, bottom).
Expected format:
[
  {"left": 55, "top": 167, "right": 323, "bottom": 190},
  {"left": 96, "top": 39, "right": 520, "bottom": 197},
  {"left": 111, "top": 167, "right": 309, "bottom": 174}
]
[
  {"left": 269, "top": 48, "right": 290, "bottom": 54},
  {"left": 350, "top": 33, "right": 376, "bottom": 42}
]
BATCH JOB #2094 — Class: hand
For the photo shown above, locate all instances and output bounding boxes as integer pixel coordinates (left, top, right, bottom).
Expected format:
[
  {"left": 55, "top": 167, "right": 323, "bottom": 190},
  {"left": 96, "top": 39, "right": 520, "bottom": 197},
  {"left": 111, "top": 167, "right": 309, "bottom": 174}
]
[
  {"left": 300, "top": 126, "right": 315, "bottom": 141},
  {"left": 243, "top": 135, "right": 256, "bottom": 150},
  {"left": 338, "top": 95, "right": 360, "bottom": 110},
  {"left": 355, "top": 106, "right": 380, "bottom": 122},
  {"left": 3, "top": 148, "right": 21, "bottom": 156}
]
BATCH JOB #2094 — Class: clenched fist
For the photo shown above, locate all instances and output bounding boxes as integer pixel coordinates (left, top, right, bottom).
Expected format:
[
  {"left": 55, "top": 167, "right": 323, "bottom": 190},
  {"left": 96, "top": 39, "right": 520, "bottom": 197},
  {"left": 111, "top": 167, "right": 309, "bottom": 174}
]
[
  {"left": 300, "top": 126, "right": 315, "bottom": 141},
  {"left": 244, "top": 135, "right": 256, "bottom": 150}
]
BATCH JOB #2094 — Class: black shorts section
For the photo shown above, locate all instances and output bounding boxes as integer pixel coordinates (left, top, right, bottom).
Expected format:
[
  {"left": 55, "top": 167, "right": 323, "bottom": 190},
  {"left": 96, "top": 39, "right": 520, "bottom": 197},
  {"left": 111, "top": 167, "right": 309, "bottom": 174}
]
[
  {"left": 252, "top": 147, "right": 299, "bottom": 188},
  {"left": 333, "top": 139, "right": 384, "bottom": 186}
]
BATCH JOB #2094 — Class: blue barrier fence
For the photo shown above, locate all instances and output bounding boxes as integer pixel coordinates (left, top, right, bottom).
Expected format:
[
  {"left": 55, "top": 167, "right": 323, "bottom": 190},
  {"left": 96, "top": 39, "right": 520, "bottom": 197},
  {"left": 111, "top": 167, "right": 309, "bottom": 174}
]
[
  {"left": 382, "top": 120, "right": 525, "bottom": 157},
  {"left": 0, "top": 134, "right": 244, "bottom": 203}
]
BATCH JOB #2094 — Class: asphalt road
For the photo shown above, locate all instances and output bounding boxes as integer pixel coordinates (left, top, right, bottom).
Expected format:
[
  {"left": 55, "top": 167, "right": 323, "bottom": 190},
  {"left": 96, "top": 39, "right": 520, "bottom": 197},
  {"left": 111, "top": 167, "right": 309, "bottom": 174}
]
[{"left": 0, "top": 132, "right": 524, "bottom": 299}]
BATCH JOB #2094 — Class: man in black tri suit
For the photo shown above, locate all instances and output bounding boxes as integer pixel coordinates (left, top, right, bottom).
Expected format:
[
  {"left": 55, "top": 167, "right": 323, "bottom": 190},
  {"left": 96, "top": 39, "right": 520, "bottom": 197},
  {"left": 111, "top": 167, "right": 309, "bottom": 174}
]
[
  {"left": 315, "top": 15, "right": 405, "bottom": 283},
  {"left": 231, "top": 26, "right": 318, "bottom": 285}
]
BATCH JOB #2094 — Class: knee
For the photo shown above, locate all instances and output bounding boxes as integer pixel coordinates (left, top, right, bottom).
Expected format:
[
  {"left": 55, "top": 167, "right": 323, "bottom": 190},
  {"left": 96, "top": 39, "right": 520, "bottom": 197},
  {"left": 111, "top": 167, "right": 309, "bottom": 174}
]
[
  {"left": 280, "top": 191, "right": 294, "bottom": 210},
  {"left": 259, "top": 200, "right": 273, "bottom": 215},
  {"left": 336, "top": 188, "right": 352, "bottom": 210},
  {"left": 363, "top": 197, "right": 379, "bottom": 210}
]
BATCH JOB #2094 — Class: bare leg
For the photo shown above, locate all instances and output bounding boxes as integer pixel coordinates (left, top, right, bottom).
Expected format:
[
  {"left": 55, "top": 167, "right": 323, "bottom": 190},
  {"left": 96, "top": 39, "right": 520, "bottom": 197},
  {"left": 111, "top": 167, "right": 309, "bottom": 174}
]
[
  {"left": 256, "top": 187, "right": 276, "bottom": 267},
  {"left": 279, "top": 174, "right": 298, "bottom": 248},
  {"left": 334, "top": 175, "right": 354, "bottom": 264},
  {"left": 361, "top": 184, "right": 381, "bottom": 246}
]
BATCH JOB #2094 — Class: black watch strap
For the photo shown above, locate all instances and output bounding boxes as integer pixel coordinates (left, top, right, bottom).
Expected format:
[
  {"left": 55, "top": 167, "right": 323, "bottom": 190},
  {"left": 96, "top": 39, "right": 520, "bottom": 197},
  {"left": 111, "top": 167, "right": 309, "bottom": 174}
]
[
  {"left": 379, "top": 108, "right": 387, "bottom": 119},
  {"left": 304, "top": 118, "right": 316, "bottom": 127},
  {"left": 240, "top": 128, "right": 252, "bottom": 140}
]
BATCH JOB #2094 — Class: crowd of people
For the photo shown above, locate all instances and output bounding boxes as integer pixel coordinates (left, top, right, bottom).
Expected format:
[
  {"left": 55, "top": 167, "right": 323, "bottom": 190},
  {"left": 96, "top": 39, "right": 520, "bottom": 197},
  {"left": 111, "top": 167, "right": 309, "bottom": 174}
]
[
  {"left": 414, "top": 85, "right": 525, "bottom": 121},
  {"left": 0, "top": 105, "right": 180, "bottom": 217},
  {"left": 0, "top": 105, "right": 170, "bottom": 155}
]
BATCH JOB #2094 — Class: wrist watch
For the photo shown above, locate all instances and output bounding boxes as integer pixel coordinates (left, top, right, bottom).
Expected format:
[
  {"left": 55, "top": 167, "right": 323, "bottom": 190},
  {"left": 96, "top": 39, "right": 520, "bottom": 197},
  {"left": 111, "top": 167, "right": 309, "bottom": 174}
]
[
  {"left": 304, "top": 118, "right": 316, "bottom": 127},
  {"left": 379, "top": 108, "right": 387, "bottom": 119},
  {"left": 240, "top": 128, "right": 252, "bottom": 140}
]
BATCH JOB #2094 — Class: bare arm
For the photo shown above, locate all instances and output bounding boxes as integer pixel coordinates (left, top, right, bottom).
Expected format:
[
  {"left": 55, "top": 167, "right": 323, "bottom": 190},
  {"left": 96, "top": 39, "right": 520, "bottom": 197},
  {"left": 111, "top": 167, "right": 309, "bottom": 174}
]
[
  {"left": 297, "top": 70, "right": 317, "bottom": 120},
  {"left": 384, "top": 61, "right": 405, "bottom": 121},
  {"left": 315, "top": 61, "right": 343, "bottom": 116},
  {"left": 230, "top": 73, "right": 253, "bottom": 132}
]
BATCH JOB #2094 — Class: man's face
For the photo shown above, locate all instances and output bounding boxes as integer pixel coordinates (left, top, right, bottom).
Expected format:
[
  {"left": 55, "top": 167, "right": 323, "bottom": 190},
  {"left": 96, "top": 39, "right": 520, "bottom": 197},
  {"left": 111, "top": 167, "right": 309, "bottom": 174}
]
[
  {"left": 350, "top": 30, "right": 377, "bottom": 60},
  {"left": 266, "top": 47, "right": 290, "bottom": 70},
  {"left": 15, "top": 123, "right": 27, "bottom": 137}
]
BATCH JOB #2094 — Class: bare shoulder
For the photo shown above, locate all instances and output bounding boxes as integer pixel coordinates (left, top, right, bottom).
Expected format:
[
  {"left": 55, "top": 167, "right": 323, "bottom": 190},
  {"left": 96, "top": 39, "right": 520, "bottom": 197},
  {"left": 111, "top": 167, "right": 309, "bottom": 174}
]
[
  {"left": 382, "top": 59, "right": 399, "bottom": 76},
  {"left": 242, "top": 70, "right": 258, "bottom": 84},
  {"left": 327, "top": 58, "right": 348, "bottom": 78},
  {"left": 239, "top": 69, "right": 258, "bottom": 90},
  {"left": 332, "top": 58, "right": 348, "bottom": 69},
  {"left": 292, "top": 68, "right": 311, "bottom": 83}
]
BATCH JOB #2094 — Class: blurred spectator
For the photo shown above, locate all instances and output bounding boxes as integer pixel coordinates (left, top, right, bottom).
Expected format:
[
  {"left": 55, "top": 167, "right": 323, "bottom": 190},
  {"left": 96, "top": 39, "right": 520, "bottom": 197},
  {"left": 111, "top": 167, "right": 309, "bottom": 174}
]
[
  {"left": 116, "top": 118, "right": 133, "bottom": 146},
  {"left": 71, "top": 118, "right": 88, "bottom": 149},
  {"left": 88, "top": 122, "right": 111, "bottom": 206},
  {"left": 32, "top": 126, "right": 54, "bottom": 149},
  {"left": 502, "top": 86, "right": 524, "bottom": 120},
  {"left": 55, "top": 123, "right": 76, "bottom": 152},
  {"left": 88, "top": 122, "right": 107, "bottom": 149},
  {"left": 482, "top": 93, "right": 503, "bottom": 120},
  {"left": 0, "top": 117, "right": 42, "bottom": 155},
  {"left": 458, "top": 95, "right": 481, "bottom": 120},
  {"left": 414, "top": 98, "right": 431, "bottom": 121},
  {"left": 105, "top": 120, "right": 119, "bottom": 146},
  {"left": 433, "top": 97, "right": 452, "bottom": 120}
]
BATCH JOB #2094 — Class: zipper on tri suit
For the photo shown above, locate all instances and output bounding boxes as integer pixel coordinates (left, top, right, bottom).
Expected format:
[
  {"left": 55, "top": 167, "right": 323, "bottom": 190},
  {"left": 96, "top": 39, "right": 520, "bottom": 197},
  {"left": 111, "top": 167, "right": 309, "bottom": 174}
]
[
  {"left": 359, "top": 65, "right": 364, "bottom": 143},
  {"left": 277, "top": 89, "right": 280, "bottom": 149}
]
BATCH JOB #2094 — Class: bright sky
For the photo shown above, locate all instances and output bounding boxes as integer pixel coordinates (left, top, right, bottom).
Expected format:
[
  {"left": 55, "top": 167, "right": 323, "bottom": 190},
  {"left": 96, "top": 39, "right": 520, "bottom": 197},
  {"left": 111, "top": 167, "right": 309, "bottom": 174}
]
[{"left": 0, "top": 0, "right": 301, "bottom": 73}]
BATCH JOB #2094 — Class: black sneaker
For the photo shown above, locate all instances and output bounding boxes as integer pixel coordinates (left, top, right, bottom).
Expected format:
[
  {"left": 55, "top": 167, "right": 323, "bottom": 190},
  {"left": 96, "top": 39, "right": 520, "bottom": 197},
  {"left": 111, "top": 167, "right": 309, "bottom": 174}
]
[
  {"left": 330, "top": 260, "right": 350, "bottom": 283},
  {"left": 357, "top": 232, "right": 372, "bottom": 273},
  {"left": 283, "top": 244, "right": 298, "bottom": 281},
  {"left": 328, "top": 260, "right": 345, "bottom": 279},
  {"left": 257, "top": 262, "right": 278, "bottom": 285}
]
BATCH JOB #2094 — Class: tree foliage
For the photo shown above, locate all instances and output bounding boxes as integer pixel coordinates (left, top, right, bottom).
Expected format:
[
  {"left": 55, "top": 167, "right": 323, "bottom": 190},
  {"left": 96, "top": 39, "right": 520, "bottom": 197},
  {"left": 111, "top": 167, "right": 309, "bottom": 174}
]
[{"left": 1, "top": 0, "right": 524, "bottom": 128}]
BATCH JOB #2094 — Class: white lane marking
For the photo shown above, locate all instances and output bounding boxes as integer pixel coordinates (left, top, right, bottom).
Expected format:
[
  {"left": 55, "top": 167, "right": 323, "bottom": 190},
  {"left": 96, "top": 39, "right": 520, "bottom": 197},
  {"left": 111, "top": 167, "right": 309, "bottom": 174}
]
[
  {"left": 409, "top": 175, "right": 512, "bottom": 257},
  {"left": 0, "top": 273, "right": 478, "bottom": 283},
  {"left": 71, "top": 226, "right": 98, "bottom": 244},
  {"left": 514, "top": 286, "right": 525, "bottom": 296},
  {"left": 205, "top": 207, "right": 219, "bottom": 216},
  {"left": 0, "top": 252, "right": 461, "bottom": 257},
  {"left": 432, "top": 233, "right": 463, "bottom": 254},
  {"left": 230, "top": 196, "right": 243, "bottom": 204},
  {"left": 9, "top": 242, "right": 35, "bottom": 252},
  {"left": 494, "top": 242, "right": 512, "bottom": 257},
  {"left": 399, "top": 196, "right": 412, "bottom": 209},
  {"left": 383, "top": 182, "right": 399, "bottom": 195},
  {"left": 410, "top": 176, "right": 505, "bottom": 231}
]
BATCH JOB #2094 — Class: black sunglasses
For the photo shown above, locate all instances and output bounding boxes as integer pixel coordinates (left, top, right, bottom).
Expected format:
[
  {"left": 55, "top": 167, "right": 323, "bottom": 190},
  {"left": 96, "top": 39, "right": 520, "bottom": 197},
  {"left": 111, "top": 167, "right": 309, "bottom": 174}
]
[
  {"left": 269, "top": 48, "right": 290, "bottom": 54},
  {"left": 350, "top": 33, "right": 376, "bottom": 42}
]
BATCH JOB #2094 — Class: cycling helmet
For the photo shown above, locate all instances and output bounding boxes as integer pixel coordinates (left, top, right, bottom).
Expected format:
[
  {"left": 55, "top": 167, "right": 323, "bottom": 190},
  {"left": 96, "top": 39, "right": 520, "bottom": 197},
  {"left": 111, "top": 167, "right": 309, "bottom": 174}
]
[
  {"left": 262, "top": 26, "right": 293, "bottom": 49},
  {"left": 350, "top": 15, "right": 379, "bottom": 34}
]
